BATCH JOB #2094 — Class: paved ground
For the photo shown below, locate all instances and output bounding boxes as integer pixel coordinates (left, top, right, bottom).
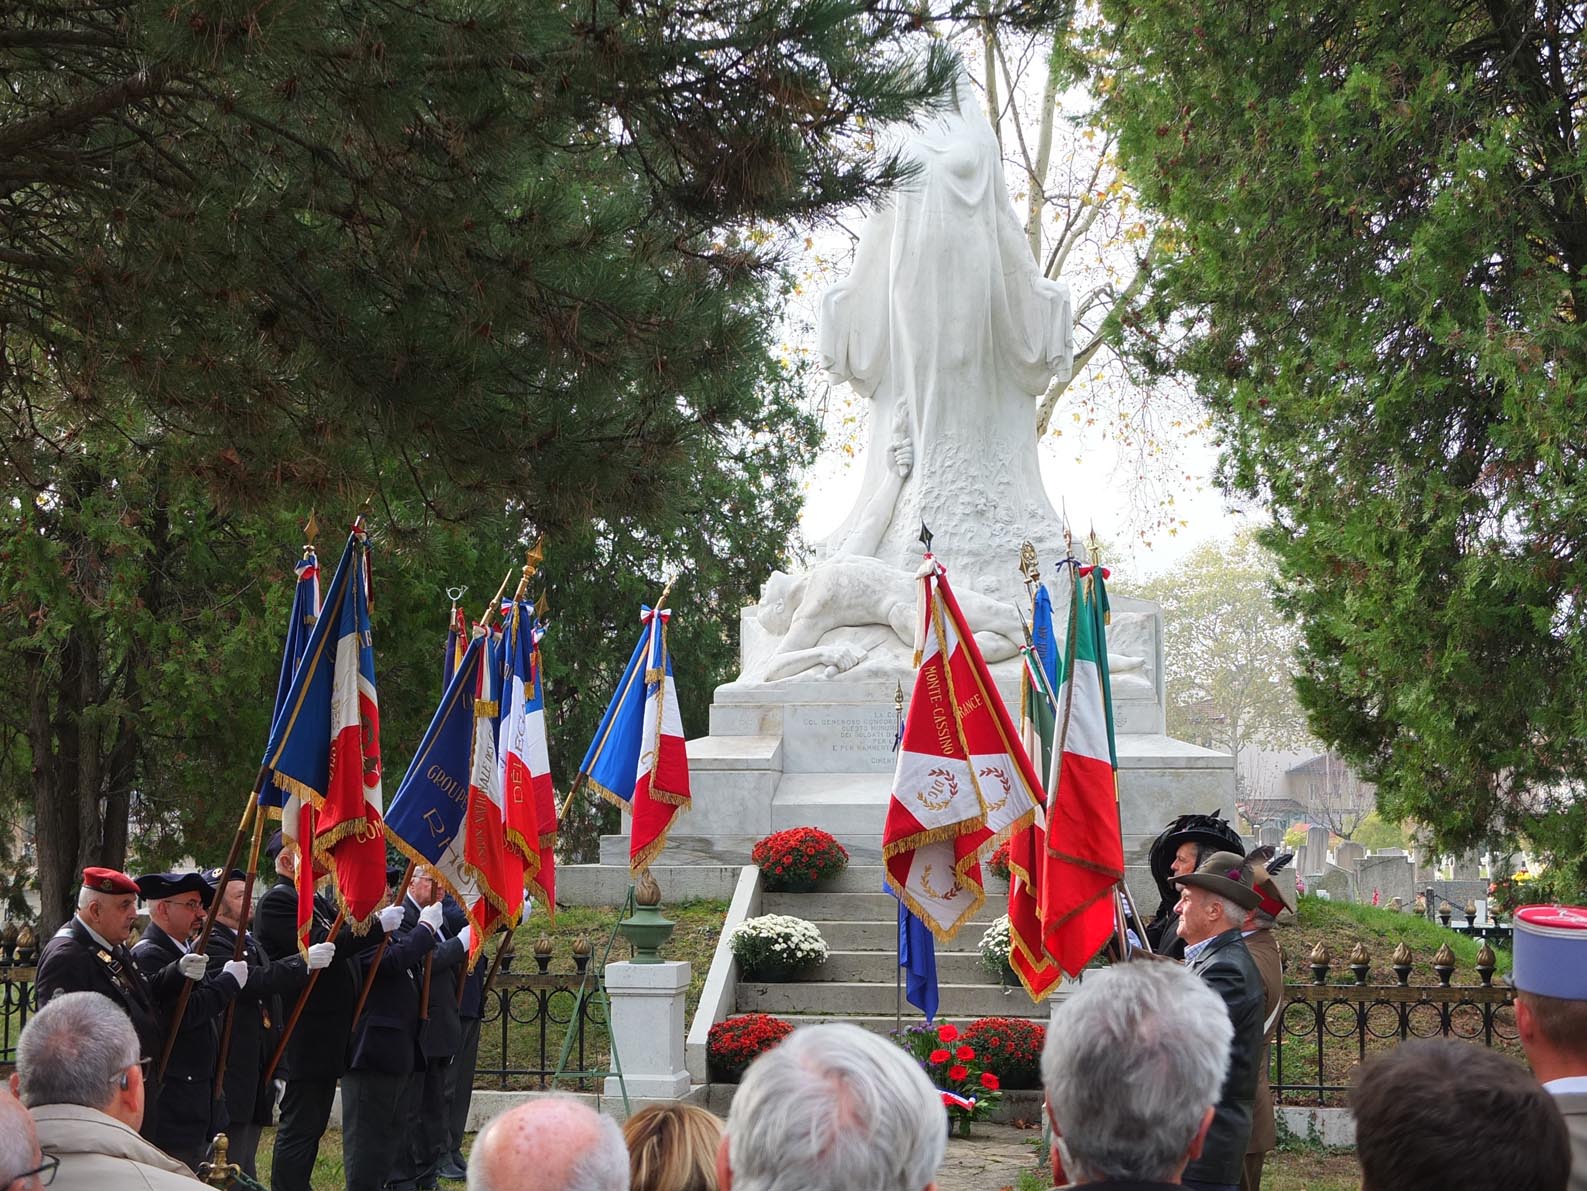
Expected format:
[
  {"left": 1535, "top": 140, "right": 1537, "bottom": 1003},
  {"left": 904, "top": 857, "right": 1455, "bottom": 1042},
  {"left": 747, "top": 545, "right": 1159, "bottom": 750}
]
[{"left": 937, "top": 1121, "right": 1046, "bottom": 1191}]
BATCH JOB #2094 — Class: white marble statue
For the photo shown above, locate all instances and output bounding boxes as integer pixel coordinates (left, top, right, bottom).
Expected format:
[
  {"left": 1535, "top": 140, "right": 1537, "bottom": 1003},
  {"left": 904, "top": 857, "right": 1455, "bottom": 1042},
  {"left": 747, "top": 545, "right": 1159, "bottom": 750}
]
[{"left": 745, "top": 73, "right": 1082, "bottom": 685}]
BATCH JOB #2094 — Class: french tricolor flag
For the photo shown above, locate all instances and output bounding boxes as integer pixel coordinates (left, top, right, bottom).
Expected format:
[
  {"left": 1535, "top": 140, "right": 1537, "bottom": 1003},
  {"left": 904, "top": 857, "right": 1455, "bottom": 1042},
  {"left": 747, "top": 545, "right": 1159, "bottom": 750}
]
[
  {"left": 263, "top": 522, "right": 389, "bottom": 932},
  {"left": 497, "top": 600, "right": 555, "bottom": 916},
  {"left": 465, "top": 626, "right": 523, "bottom": 937},
  {"left": 629, "top": 606, "right": 690, "bottom": 875}
]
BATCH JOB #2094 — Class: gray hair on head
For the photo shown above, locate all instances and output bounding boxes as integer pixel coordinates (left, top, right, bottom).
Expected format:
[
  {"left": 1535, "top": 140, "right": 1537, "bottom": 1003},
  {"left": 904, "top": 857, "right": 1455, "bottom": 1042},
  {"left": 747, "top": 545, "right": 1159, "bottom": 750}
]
[
  {"left": 0, "top": 1089, "right": 37, "bottom": 1184},
  {"left": 726, "top": 1021, "right": 946, "bottom": 1191},
  {"left": 1205, "top": 892, "right": 1246, "bottom": 925},
  {"left": 16, "top": 991, "right": 140, "bottom": 1111},
  {"left": 1043, "top": 961, "right": 1232, "bottom": 1183}
]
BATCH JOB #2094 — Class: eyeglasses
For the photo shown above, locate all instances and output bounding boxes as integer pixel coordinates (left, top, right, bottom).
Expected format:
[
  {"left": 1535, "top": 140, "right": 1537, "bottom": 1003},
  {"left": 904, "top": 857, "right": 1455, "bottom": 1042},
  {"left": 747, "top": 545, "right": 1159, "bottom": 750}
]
[
  {"left": 13, "top": 1152, "right": 60, "bottom": 1187},
  {"left": 170, "top": 899, "right": 203, "bottom": 912}
]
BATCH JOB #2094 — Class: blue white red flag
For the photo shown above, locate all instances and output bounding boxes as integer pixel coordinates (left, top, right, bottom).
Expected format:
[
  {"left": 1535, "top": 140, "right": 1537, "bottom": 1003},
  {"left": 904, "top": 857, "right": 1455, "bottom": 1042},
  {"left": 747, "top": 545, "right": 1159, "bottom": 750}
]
[
  {"left": 262, "top": 523, "right": 388, "bottom": 932},
  {"left": 384, "top": 633, "right": 488, "bottom": 964},
  {"left": 576, "top": 605, "right": 690, "bottom": 875},
  {"left": 258, "top": 549, "right": 321, "bottom": 953},
  {"left": 498, "top": 600, "right": 557, "bottom": 914},
  {"left": 463, "top": 626, "right": 522, "bottom": 939}
]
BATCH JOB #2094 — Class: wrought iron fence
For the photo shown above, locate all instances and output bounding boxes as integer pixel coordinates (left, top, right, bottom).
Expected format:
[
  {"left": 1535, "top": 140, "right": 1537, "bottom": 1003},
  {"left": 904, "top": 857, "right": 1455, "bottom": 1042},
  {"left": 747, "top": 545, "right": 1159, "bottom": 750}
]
[
  {"left": 0, "top": 952, "right": 610, "bottom": 1093},
  {"left": 475, "top": 969, "right": 611, "bottom": 1091},
  {"left": 1272, "top": 939, "right": 1517, "bottom": 1104}
]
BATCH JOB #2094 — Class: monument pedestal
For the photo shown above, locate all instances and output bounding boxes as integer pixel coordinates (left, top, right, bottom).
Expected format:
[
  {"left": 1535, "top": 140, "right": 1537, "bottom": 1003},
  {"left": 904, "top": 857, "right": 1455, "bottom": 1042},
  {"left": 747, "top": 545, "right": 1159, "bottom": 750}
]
[
  {"left": 605, "top": 619, "right": 1235, "bottom": 916},
  {"left": 604, "top": 960, "right": 692, "bottom": 1100}
]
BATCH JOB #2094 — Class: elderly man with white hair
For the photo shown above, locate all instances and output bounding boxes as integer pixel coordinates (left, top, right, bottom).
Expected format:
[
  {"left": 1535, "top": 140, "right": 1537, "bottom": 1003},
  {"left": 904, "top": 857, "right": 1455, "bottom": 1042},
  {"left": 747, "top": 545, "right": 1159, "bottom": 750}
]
[
  {"left": 466, "top": 1095, "right": 629, "bottom": 1191},
  {"left": 1043, "top": 961, "right": 1234, "bottom": 1187},
  {"left": 0, "top": 1090, "right": 53, "bottom": 1191},
  {"left": 10, "top": 991, "right": 198, "bottom": 1189},
  {"left": 717, "top": 1021, "right": 947, "bottom": 1191}
]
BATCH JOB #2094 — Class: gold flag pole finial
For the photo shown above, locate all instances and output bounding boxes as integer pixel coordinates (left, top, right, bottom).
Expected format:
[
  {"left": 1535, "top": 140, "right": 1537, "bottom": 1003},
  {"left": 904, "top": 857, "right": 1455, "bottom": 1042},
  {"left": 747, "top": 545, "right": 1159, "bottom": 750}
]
[
  {"left": 303, "top": 512, "right": 319, "bottom": 555},
  {"left": 513, "top": 536, "right": 546, "bottom": 602}
]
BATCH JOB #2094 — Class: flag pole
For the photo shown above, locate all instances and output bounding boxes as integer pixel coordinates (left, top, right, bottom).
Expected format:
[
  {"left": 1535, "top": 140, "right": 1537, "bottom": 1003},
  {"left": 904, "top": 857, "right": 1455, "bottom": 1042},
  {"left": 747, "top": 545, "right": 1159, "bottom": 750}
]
[
  {"left": 212, "top": 793, "right": 270, "bottom": 1097},
  {"left": 157, "top": 782, "right": 263, "bottom": 1081},
  {"left": 892, "top": 681, "right": 905, "bottom": 1034},
  {"left": 1081, "top": 531, "right": 1152, "bottom": 957},
  {"left": 263, "top": 905, "right": 345, "bottom": 1085},
  {"left": 351, "top": 857, "right": 418, "bottom": 1028}
]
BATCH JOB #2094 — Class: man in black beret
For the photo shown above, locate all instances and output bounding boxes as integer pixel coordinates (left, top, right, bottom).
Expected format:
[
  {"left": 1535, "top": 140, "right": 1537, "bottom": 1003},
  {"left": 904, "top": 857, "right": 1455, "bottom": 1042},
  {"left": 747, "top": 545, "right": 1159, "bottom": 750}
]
[
  {"left": 35, "top": 867, "right": 196, "bottom": 1146},
  {"left": 130, "top": 871, "right": 250, "bottom": 1170}
]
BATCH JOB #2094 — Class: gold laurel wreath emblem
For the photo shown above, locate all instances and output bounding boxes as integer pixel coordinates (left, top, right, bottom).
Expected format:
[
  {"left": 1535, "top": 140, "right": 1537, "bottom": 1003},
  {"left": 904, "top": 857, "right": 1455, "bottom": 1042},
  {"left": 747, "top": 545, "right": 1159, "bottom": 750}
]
[
  {"left": 919, "top": 863, "right": 960, "bottom": 901},
  {"left": 914, "top": 767, "right": 958, "bottom": 813},
  {"left": 978, "top": 765, "right": 1011, "bottom": 814}
]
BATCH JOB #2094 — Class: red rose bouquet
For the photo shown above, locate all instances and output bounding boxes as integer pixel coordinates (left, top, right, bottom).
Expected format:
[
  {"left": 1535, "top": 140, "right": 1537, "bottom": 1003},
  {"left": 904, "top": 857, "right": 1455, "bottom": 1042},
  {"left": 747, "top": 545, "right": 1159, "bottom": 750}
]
[
  {"left": 892, "top": 1020, "right": 1002, "bottom": 1135},
  {"left": 752, "top": 826, "right": 849, "bottom": 892},
  {"left": 707, "top": 1013, "right": 794, "bottom": 1083}
]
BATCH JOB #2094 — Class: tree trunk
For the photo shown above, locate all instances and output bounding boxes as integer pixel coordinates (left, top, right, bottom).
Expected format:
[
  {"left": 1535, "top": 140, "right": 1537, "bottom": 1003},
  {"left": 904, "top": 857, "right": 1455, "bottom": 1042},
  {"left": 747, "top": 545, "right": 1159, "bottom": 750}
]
[{"left": 29, "top": 645, "right": 76, "bottom": 938}]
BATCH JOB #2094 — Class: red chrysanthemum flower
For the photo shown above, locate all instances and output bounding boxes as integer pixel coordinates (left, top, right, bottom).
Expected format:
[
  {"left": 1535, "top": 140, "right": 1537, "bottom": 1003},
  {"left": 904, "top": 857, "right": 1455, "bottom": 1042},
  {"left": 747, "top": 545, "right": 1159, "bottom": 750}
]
[
  {"left": 980, "top": 1071, "right": 1000, "bottom": 1090},
  {"left": 937, "top": 1023, "right": 960, "bottom": 1043},
  {"left": 929, "top": 1048, "right": 951, "bottom": 1064},
  {"left": 956, "top": 1044, "right": 975, "bottom": 1061},
  {"left": 948, "top": 1064, "right": 969, "bottom": 1082}
]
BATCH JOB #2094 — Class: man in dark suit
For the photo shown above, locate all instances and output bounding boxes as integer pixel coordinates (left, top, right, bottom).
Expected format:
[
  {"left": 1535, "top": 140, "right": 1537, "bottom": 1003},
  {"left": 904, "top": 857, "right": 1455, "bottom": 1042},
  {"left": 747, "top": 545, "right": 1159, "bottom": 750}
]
[
  {"left": 440, "top": 895, "right": 488, "bottom": 1182},
  {"left": 390, "top": 868, "right": 469, "bottom": 1191},
  {"left": 1170, "top": 850, "right": 1267, "bottom": 1191},
  {"left": 128, "top": 871, "right": 250, "bottom": 1171},
  {"left": 201, "top": 865, "right": 333, "bottom": 1179},
  {"left": 34, "top": 866, "right": 199, "bottom": 1147},
  {"left": 341, "top": 876, "right": 440, "bottom": 1191},
  {"left": 254, "top": 833, "right": 391, "bottom": 1191}
]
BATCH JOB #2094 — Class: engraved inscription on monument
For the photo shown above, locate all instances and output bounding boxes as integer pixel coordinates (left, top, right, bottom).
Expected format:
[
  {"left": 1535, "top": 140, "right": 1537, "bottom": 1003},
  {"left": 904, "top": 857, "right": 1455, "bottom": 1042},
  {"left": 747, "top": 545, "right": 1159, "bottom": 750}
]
[{"left": 783, "top": 704, "right": 903, "bottom": 774}]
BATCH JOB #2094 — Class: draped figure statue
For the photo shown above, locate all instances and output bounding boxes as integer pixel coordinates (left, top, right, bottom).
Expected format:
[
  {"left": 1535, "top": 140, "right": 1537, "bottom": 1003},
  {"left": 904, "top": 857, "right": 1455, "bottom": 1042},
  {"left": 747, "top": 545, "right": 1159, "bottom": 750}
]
[{"left": 747, "top": 74, "right": 1083, "bottom": 683}]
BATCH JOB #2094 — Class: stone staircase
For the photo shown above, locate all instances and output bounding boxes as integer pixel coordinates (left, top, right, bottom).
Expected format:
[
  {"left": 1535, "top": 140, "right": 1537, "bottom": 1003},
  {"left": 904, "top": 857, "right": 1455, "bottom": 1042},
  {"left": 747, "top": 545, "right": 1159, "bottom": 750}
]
[{"left": 735, "top": 865, "right": 1056, "bottom": 1033}]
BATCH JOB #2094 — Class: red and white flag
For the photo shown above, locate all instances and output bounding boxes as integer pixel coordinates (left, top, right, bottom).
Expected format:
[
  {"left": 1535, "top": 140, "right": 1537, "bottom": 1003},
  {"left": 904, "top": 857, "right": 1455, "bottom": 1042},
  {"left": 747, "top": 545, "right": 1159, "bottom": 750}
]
[
  {"left": 498, "top": 600, "right": 557, "bottom": 915},
  {"left": 884, "top": 558, "right": 1043, "bottom": 940},
  {"left": 464, "top": 627, "right": 524, "bottom": 943},
  {"left": 629, "top": 607, "right": 690, "bottom": 875}
]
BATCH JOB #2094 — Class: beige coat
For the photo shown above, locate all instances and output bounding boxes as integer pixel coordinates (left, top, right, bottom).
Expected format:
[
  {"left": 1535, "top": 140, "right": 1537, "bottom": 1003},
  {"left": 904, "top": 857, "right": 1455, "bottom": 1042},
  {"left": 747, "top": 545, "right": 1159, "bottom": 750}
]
[
  {"left": 1556, "top": 1091, "right": 1587, "bottom": 1191},
  {"left": 31, "top": 1103, "right": 199, "bottom": 1190},
  {"left": 1243, "top": 927, "right": 1284, "bottom": 1157}
]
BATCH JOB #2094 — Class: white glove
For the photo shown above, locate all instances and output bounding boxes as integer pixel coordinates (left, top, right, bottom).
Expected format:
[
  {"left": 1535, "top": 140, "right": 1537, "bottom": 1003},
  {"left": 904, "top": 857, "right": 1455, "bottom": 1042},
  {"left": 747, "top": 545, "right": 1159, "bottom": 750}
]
[
  {"left": 305, "top": 942, "right": 336, "bottom": 971},
  {"left": 455, "top": 924, "right": 472, "bottom": 953},
  {"left": 177, "top": 952, "right": 207, "bottom": 981},
  {"left": 378, "top": 904, "right": 405, "bottom": 933},
  {"left": 221, "top": 959, "right": 250, "bottom": 987},
  {"left": 418, "top": 902, "right": 445, "bottom": 933}
]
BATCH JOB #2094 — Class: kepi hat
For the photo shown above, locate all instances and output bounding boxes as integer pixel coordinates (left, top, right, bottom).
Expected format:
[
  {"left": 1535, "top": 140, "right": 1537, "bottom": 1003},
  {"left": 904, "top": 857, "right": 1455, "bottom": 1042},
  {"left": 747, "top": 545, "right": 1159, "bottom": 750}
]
[
  {"left": 1171, "top": 850, "right": 1264, "bottom": 911},
  {"left": 1511, "top": 904, "right": 1587, "bottom": 1001}
]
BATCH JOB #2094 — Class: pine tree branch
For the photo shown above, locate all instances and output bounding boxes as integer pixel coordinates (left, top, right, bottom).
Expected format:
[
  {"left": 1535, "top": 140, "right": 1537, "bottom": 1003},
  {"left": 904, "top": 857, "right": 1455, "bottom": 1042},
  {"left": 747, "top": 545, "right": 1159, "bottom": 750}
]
[{"left": 0, "top": 63, "right": 173, "bottom": 158}]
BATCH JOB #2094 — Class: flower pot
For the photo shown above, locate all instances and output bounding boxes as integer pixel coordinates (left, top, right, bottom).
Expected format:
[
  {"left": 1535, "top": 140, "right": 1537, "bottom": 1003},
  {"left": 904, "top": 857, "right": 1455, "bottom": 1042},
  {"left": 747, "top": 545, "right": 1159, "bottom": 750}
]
[
  {"left": 743, "top": 959, "right": 812, "bottom": 982},
  {"left": 764, "top": 877, "right": 822, "bottom": 894},
  {"left": 956, "top": 1115, "right": 973, "bottom": 1138}
]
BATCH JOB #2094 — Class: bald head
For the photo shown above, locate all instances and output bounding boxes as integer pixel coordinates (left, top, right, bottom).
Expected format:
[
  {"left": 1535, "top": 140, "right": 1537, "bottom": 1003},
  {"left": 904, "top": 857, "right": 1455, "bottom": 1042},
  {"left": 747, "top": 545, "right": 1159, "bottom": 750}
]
[
  {"left": 467, "top": 1097, "right": 629, "bottom": 1191},
  {"left": 0, "top": 1090, "right": 42, "bottom": 1191}
]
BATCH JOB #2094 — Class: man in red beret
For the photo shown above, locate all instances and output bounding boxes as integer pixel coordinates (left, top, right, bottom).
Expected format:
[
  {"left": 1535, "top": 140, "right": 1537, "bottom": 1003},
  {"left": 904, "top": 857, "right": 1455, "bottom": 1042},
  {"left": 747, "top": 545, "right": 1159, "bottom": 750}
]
[{"left": 35, "top": 867, "right": 206, "bottom": 1147}]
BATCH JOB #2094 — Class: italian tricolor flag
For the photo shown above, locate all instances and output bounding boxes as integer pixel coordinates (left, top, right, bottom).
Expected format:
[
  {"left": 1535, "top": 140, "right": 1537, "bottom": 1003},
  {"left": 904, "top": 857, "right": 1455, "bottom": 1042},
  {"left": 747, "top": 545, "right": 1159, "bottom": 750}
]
[
  {"left": 1008, "top": 585, "right": 1063, "bottom": 1000},
  {"left": 1037, "top": 564, "right": 1125, "bottom": 976},
  {"left": 884, "top": 557, "right": 1043, "bottom": 940}
]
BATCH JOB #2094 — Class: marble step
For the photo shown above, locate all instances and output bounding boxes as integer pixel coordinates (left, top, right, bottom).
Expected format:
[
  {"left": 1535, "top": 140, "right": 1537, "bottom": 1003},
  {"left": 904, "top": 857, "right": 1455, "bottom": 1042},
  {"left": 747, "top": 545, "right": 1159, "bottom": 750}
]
[
  {"left": 808, "top": 919, "right": 994, "bottom": 953},
  {"left": 745, "top": 1012, "right": 1058, "bottom": 1036},
  {"left": 806, "top": 949, "right": 1004, "bottom": 984},
  {"left": 777, "top": 864, "right": 1011, "bottom": 896},
  {"left": 764, "top": 890, "right": 1008, "bottom": 919},
  {"left": 736, "top": 979, "right": 1046, "bottom": 1019}
]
